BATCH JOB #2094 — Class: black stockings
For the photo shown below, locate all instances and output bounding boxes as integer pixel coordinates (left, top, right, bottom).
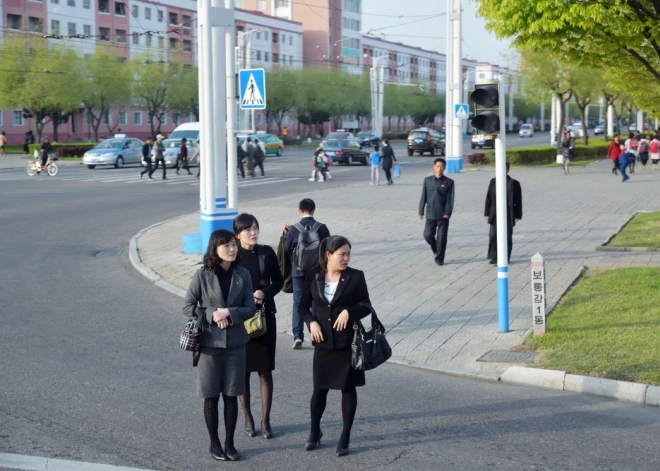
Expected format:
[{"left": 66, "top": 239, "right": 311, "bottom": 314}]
[
  {"left": 204, "top": 394, "right": 239, "bottom": 451},
  {"left": 309, "top": 387, "right": 357, "bottom": 448},
  {"left": 239, "top": 371, "right": 273, "bottom": 430}
]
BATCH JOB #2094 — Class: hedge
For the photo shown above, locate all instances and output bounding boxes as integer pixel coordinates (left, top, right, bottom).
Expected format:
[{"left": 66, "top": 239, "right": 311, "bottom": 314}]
[
  {"left": 28, "top": 143, "right": 97, "bottom": 157},
  {"left": 484, "top": 141, "right": 610, "bottom": 165}
]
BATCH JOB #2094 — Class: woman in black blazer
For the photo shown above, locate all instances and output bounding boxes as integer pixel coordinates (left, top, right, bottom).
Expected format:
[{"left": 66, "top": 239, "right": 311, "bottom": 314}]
[
  {"left": 299, "top": 235, "right": 372, "bottom": 457},
  {"left": 233, "top": 213, "right": 284, "bottom": 439}
]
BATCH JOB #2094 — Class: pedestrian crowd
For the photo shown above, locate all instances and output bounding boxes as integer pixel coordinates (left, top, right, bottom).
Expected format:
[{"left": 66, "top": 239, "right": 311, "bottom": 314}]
[{"left": 607, "top": 130, "right": 660, "bottom": 182}]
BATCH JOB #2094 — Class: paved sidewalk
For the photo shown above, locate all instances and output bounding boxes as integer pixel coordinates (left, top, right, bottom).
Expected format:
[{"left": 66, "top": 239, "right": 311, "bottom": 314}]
[{"left": 135, "top": 160, "right": 660, "bottom": 374}]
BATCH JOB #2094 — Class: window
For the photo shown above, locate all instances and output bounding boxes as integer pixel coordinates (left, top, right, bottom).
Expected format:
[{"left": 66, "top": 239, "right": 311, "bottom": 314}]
[
  {"left": 160, "top": 113, "right": 167, "bottom": 125},
  {"left": 116, "top": 29, "right": 126, "bottom": 43},
  {"left": 102, "top": 111, "right": 111, "bottom": 125},
  {"left": 83, "top": 24, "right": 91, "bottom": 36},
  {"left": 119, "top": 111, "right": 128, "bottom": 126},
  {"left": 282, "top": 115, "right": 287, "bottom": 126},
  {"left": 158, "top": 37, "right": 164, "bottom": 49},
  {"left": 115, "top": 2, "right": 126, "bottom": 16},
  {"left": 146, "top": 35, "right": 152, "bottom": 46},
  {"left": 183, "top": 40, "right": 192, "bottom": 52},
  {"left": 29, "top": 17, "right": 42, "bottom": 33},
  {"left": 272, "top": 32, "right": 278, "bottom": 43},
  {"left": 133, "top": 112, "right": 142, "bottom": 125},
  {"left": 132, "top": 33, "right": 139, "bottom": 45},
  {"left": 182, "top": 15, "right": 191, "bottom": 28},
  {"left": 169, "top": 38, "right": 178, "bottom": 50},
  {"left": 257, "top": 0, "right": 266, "bottom": 10},
  {"left": 273, "top": 53, "right": 279, "bottom": 63},
  {"left": 275, "top": 0, "right": 290, "bottom": 6},
  {"left": 289, "top": 35, "right": 293, "bottom": 46},
  {"left": 85, "top": 111, "right": 92, "bottom": 125},
  {"left": 0, "top": 110, "right": 3, "bottom": 127},
  {"left": 67, "top": 0, "right": 75, "bottom": 6},
  {"left": 282, "top": 34, "right": 286, "bottom": 43},
  {"left": 51, "top": 20, "right": 60, "bottom": 34},
  {"left": 83, "top": 0, "right": 90, "bottom": 8},
  {"left": 256, "top": 50, "right": 261, "bottom": 61},
  {"left": 289, "top": 56, "right": 293, "bottom": 65},
  {"left": 67, "top": 22, "right": 76, "bottom": 36},
  {"left": 51, "top": 0, "right": 59, "bottom": 3},
  {"left": 132, "top": 5, "right": 138, "bottom": 18},
  {"left": 257, "top": 114, "right": 262, "bottom": 125},
  {"left": 256, "top": 31, "right": 261, "bottom": 40},
  {"left": 145, "top": 8, "right": 152, "bottom": 20},
  {"left": 264, "top": 31, "right": 268, "bottom": 41},
  {"left": 99, "top": 27, "right": 110, "bottom": 41},
  {"left": 98, "top": 0, "right": 109, "bottom": 13},
  {"left": 264, "top": 52, "right": 269, "bottom": 62},
  {"left": 169, "top": 12, "right": 178, "bottom": 25},
  {"left": 13, "top": 110, "right": 25, "bottom": 126},
  {"left": 157, "top": 10, "right": 164, "bottom": 22},
  {"left": 172, "top": 112, "right": 180, "bottom": 126}
]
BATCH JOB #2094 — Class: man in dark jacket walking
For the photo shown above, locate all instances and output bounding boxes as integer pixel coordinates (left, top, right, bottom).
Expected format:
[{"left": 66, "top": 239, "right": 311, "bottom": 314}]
[
  {"left": 245, "top": 137, "right": 256, "bottom": 177},
  {"left": 237, "top": 137, "right": 246, "bottom": 178},
  {"left": 484, "top": 163, "right": 522, "bottom": 264},
  {"left": 418, "top": 158, "right": 455, "bottom": 266},
  {"left": 381, "top": 138, "right": 397, "bottom": 185},
  {"left": 140, "top": 138, "right": 153, "bottom": 179},
  {"left": 176, "top": 137, "right": 192, "bottom": 175}
]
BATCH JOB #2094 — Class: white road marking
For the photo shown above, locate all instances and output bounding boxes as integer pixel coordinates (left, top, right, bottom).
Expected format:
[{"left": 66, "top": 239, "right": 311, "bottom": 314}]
[
  {"left": 238, "top": 177, "right": 299, "bottom": 187},
  {"left": 0, "top": 453, "right": 156, "bottom": 471}
]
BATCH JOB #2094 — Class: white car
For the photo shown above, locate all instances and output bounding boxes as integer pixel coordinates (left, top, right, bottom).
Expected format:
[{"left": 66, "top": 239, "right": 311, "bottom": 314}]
[{"left": 518, "top": 124, "right": 534, "bottom": 137}]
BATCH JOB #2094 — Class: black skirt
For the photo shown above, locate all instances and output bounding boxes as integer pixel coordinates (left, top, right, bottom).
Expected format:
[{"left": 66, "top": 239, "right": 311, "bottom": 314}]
[
  {"left": 313, "top": 347, "right": 365, "bottom": 390},
  {"left": 246, "top": 311, "right": 276, "bottom": 372}
]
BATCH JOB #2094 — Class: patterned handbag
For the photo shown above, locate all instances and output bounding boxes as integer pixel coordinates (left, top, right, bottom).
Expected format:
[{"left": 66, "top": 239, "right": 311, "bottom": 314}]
[
  {"left": 351, "top": 303, "right": 392, "bottom": 371},
  {"left": 180, "top": 316, "right": 203, "bottom": 352}
]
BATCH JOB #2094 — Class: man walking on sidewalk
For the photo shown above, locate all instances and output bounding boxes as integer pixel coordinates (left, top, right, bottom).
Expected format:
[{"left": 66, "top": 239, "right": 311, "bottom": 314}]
[
  {"left": 140, "top": 138, "right": 153, "bottom": 180},
  {"left": 283, "top": 199, "right": 330, "bottom": 349},
  {"left": 484, "top": 162, "right": 522, "bottom": 264},
  {"left": 418, "top": 158, "right": 455, "bottom": 266}
]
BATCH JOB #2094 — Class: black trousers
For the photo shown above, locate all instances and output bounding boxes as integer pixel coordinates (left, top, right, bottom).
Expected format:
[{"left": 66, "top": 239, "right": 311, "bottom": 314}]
[
  {"left": 384, "top": 168, "right": 392, "bottom": 182},
  {"left": 149, "top": 158, "right": 166, "bottom": 179},
  {"left": 487, "top": 221, "right": 513, "bottom": 262},
  {"left": 177, "top": 157, "right": 191, "bottom": 174},
  {"left": 423, "top": 218, "right": 449, "bottom": 263},
  {"left": 237, "top": 159, "right": 245, "bottom": 178},
  {"left": 254, "top": 160, "right": 265, "bottom": 176},
  {"left": 140, "top": 160, "right": 152, "bottom": 177}
]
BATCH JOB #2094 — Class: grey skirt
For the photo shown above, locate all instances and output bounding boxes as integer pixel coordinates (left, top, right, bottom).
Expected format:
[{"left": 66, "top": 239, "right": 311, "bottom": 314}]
[{"left": 197, "top": 345, "right": 246, "bottom": 398}]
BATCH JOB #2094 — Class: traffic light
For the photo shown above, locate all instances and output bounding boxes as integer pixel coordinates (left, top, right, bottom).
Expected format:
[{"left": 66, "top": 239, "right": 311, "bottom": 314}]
[{"left": 470, "top": 82, "right": 500, "bottom": 134}]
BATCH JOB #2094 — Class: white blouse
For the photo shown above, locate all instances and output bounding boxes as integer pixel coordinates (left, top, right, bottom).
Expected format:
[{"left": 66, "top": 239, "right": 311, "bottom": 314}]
[{"left": 324, "top": 281, "right": 339, "bottom": 302}]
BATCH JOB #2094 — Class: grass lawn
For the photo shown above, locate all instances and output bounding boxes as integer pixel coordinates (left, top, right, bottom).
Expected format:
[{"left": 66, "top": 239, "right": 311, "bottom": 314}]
[
  {"left": 532, "top": 267, "right": 660, "bottom": 385},
  {"left": 524, "top": 158, "right": 603, "bottom": 169},
  {"left": 608, "top": 212, "right": 660, "bottom": 248}
]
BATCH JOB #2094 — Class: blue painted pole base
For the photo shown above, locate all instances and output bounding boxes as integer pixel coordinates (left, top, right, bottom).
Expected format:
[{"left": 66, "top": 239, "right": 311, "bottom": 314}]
[
  {"left": 182, "top": 233, "right": 202, "bottom": 254},
  {"left": 446, "top": 156, "right": 463, "bottom": 173},
  {"left": 199, "top": 210, "right": 238, "bottom": 254},
  {"left": 497, "top": 266, "right": 510, "bottom": 333}
]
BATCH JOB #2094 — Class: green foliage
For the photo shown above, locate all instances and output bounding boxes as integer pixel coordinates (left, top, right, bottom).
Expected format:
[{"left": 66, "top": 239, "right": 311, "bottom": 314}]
[
  {"left": 265, "top": 68, "right": 298, "bottom": 135},
  {"left": 167, "top": 64, "right": 199, "bottom": 121},
  {"left": 28, "top": 143, "right": 97, "bottom": 157},
  {"left": 484, "top": 141, "right": 610, "bottom": 165},
  {"left": 131, "top": 55, "right": 173, "bottom": 137}
]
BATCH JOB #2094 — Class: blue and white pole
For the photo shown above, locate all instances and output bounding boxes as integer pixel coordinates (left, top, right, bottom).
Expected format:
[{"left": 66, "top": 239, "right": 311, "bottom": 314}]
[
  {"left": 183, "top": 0, "right": 238, "bottom": 254},
  {"left": 445, "top": 0, "right": 463, "bottom": 173},
  {"left": 495, "top": 76, "right": 509, "bottom": 333}
]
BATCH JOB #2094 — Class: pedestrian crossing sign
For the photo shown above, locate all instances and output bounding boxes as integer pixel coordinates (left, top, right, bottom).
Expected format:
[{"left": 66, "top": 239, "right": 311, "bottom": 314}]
[
  {"left": 454, "top": 103, "right": 469, "bottom": 120},
  {"left": 239, "top": 68, "right": 267, "bottom": 110}
]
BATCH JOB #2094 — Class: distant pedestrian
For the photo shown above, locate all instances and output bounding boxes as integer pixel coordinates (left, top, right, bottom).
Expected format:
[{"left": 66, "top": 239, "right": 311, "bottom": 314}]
[
  {"left": 149, "top": 134, "right": 167, "bottom": 180},
  {"left": 638, "top": 134, "right": 650, "bottom": 169},
  {"left": 418, "top": 158, "right": 455, "bottom": 266},
  {"left": 237, "top": 138, "right": 246, "bottom": 179},
  {"left": 140, "top": 138, "right": 153, "bottom": 180},
  {"left": 309, "top": 148, "right": 327, "bottom": 182},
  {"left": 23, "top": 132, "right": 30, "bottom": 154},
  {"left": 182, "top": 229, "right": 256, "bottom": 462},
  {"left": 233, "top": 213, "right": 284, "bottom": 440},
  {"left": 370, "top": 145, "right": 381, "bottom": 185},
  {"left": 625, "top": 132, "right": 638, "bottom": 173},
  {"left": 619, "top": 142, "right": 632, "bottom": 182},
  {"left": 651, "top": 135, "right": 660, "bottom": 170},
  {"left": 381, "top": 138, "right": 397, "bottom": 185},
  {"left": 245, "top": 138, "right": 256, "bottom": 177},
  {"left": 177, "top": 137, "right": 192, "bottom": 175},
  {"left": 321, "top": 150, "right": 332, "bottom": 180},
  {"left": 282, "top": 198, "right": 331, "bottom": 349},
  {"left": 607, "top": 135, "right": 622, "bottom": 175},
  {"left": 0, "top": 131, "right": 6, "bottom": 156},
  {"left": 40, "top": 136, "right": 52, "bottom": 169},
  {"left": 27, "top": 130, "right": 35, "bottom": 146},
  {"left": 484, "top": 162, "right": 522, "bottom": 264},
  {"left": 253, "top": 138, "right": 265, "bottom": 177}
]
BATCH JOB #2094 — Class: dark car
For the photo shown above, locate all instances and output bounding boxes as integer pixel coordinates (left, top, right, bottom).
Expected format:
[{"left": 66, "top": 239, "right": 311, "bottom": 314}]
[
  {"left": 407, "top": 128, "right": 445, "bottom": 156},
  {"left": 356, "top": 130, "right": 381, "bottom": 148},
  {"left": 322, "top": 139, "right": 369, "bottom": 165},
  {"left": 321, "top": 131, "right": 355, "bottom": 148}
]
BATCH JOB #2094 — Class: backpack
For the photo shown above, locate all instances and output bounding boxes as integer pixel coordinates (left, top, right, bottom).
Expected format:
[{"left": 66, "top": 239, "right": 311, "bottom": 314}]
[
  {"left": 652, "top": 140, "right": 659, "bottom": 154},
  {"left": 630, "top": 138, "right": 638, "bottom": 150},
  {"left": 639, "top": 140, "right": 649, "bottom": 153},
  {"left": 292, "top": 222, "right": 322, "bottom": 272}
]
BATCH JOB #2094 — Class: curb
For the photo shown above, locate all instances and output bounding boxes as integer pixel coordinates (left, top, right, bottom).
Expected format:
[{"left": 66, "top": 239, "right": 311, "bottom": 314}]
[
  {"left": 388, "top": 357, "right": 501, "bottom": 383},
  {"left": 595, "top": 245, "right": 660, "bottom": 252},
  {"left": 128, "top": 213, "right": 194, "bottom": 299},
  {"left": 500, "top": 366, "right": 659, "bottom": 407}
]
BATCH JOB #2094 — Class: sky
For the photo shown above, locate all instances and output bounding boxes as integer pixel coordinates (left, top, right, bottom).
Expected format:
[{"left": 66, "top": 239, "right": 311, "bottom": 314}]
[{"left": 361, "top": 0, "right": 515, "bottom": 66}]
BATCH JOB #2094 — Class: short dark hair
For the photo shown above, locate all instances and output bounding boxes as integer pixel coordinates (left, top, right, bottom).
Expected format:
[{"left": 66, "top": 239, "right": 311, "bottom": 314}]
[
  {"left": 247, "top": 137, "right": 252, "bottom": 142},
  {"left": 181, "top": 137, "right": 187, "bottom": 143},
  {"left": 203, "top": 229, "right": 241, "bottom": 271},
  {"left": 434, "top": 158, "right": 446, "bottom": 166},
  {"left": 374, "top": 145, "right": 379, "bottom": 151},
  {"left": 299, "top": 198, "right": 316, "bottom": 214},
  {"left": 383, "top": 138, "right": 389, "bottom": 144},
  {"left": 318, "top": 235, "right": 351, "bottom": 271},
  {"left": 506, "top": 162, "right": 510, "bottom": 170},
  {"left": 254, "top": 138, "right": 259, "bottom": 143},
  {"left": 629, "top": 132, "right": 634, "bottom": 138},
  {"left": 233, "top": 213, "right": 259, "bottom": 235}
]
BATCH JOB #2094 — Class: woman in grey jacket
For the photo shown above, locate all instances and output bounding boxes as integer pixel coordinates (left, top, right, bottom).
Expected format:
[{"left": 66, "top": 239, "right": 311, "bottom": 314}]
[{"left": 183, "top": 229, "right": 256, "bottom": 462}]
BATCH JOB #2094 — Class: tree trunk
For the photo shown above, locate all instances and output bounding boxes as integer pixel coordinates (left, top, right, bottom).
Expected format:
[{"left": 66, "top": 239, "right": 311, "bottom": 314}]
[
  {"left": 577, "top": 105, "right": 589, "bottom": 146},
  {"left": 149, "top": 111, "right": 156, "bottom": 140}
]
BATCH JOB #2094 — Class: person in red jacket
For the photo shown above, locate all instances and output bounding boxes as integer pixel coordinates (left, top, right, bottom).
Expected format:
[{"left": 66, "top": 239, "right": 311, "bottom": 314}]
[{"left": 607, "top": 135, "right": 622, "bottom": 175}]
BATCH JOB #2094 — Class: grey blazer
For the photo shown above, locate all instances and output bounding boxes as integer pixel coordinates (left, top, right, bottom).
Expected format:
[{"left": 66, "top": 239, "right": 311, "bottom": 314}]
[{"left": 183, "top": 266, "right": 256, "bottom": 349}]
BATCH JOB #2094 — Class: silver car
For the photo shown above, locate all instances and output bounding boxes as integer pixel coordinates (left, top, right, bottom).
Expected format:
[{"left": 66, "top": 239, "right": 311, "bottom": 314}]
[
  {"left": 83, "top": 136, "right": 145, "bottom": 169},
  {"left": 160, "top": 138, "right": 198, "bottom": 168},
  {"left": 518, "top": 124, "right": 534, "bottom": 138}
]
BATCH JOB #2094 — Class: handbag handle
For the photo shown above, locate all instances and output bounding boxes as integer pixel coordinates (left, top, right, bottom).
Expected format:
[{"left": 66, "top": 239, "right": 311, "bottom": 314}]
[{"left": 357, "top": 302, "right": 386, "bottom": 334}]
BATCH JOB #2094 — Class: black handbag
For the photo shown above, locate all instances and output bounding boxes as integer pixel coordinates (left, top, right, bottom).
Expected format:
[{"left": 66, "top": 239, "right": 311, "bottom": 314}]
[{"left": 351, "top": 303, "right": 392, "bottom": 371}]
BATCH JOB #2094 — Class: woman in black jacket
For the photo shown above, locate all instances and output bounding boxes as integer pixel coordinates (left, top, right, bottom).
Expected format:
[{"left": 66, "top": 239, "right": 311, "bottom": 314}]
[
  {"left": 233, "top": 213, "right": 284, "bottom": 439},
  {"left": 299, "top": 235, "right": 372, "bottom": 457}
]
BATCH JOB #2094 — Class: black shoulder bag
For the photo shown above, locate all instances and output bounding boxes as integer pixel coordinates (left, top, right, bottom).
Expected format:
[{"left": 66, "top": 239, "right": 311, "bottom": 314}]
[{"left": 351, "top": 303, "right": 392, "bottom": 371}]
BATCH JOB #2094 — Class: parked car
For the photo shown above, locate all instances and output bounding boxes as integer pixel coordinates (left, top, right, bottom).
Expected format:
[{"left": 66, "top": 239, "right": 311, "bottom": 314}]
[
  {"left": 321, "top": 131, "right": 355, "bottom": 148},
  {"left": 594, "top": 123, "right": 605, "bottom": 135},
  {"left": 356, "top": 130, "right": 381, "bottom": 148},
  {"left": 407, "top": 128, "right": 445, "bottom": 156},
  {"left": 321, "top": 139, "right": 369, "bottom": 165},
  {"left": 249, "top": 133, "right": 284, "bottom": 156},
  {"left": 471, "top": 132, "right": 495, "bottom": 149},
  {"left": 571, "top": 121, "right": 585, "bottom": 138},
  {"left": 83, "top": 135, "right": 145, "bottom": 169},
  {"left": 518, "top": 124, "right": 534, "bottom": 138},
  {"left": 161, "top": 137, "right": 198, "bottom": 169}
]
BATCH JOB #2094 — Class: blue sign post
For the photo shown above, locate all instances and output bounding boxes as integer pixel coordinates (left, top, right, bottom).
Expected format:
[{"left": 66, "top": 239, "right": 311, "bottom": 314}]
[
  {"left": 239, "top": 69, "right": 267, "bottom": 110},
  {"left": 454, "top": 103, "right": 469, "bottom": 120}
]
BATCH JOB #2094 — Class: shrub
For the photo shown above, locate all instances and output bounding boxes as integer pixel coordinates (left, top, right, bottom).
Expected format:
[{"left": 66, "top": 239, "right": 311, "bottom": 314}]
[
  {"left": 28, "top": 143, "right": 97, "bottom": 157},
  {"left": 468, "top": 152, "right": 489, "bottom": 165},
  {"left": 484, "top": 140, "right": 611, "bottom": 165}
]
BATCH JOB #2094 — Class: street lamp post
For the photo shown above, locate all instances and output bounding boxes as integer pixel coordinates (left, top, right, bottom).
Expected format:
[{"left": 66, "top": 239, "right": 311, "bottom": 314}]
[{"left": 445, "top": 0, "right": 463, "bottom": 173}]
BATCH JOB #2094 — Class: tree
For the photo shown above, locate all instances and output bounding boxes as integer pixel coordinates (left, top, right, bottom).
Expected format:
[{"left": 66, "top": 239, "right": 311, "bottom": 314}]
[
  {"left": 571, "top": 67, "right": 602, "bottom": 145},
  {"left": 80, "top": 51, "right": 133, "bottom": 141},
  {"left": 264, "top": 68, "right": 298, "bottom": 136},
  {"left": 409, "top": 88, "right": 444, "bottom": 127},
  {"left": 293, "top": 68, "right": 331, "bottom": 136},
  {"left": 0, "top": 38, "right": 82, "bottom": 142},
  {"left": 167, "top": 64, "right": 199, "bottom": 122},
  {"left": 132, "top": 55, "right": 173, "bottom": 138}
]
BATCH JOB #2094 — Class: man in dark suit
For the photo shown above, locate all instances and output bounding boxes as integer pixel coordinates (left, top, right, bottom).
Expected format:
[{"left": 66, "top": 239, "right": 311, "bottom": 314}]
[
  {"left": 283, "top": 198, "right": 331, "bottom": 349},
  {"left": 418, "top": 158, "right": 455, "bottom": 266},
  {"left": 484, "top": 162, "right": 523, "bottom": 264}
]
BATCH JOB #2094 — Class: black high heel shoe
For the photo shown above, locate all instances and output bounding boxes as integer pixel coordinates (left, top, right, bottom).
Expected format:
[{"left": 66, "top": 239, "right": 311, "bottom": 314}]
[
  {"left": 209, "top": 444, "right": 227, "bottom": 461},
  {"left": 262, "top": 423, "right": 273, "bottom": 439},
  {"left": 244, "top": 427, "right": 256, "bottom": 438},
  {"left": 305, "top": 430, "right": 323, "bottom": 451},
  {"left": 224, "top": 443, "right": 240, "bottom": 461},
  {"left": 336, "top": 435, "right": 350, "bottom": 457}
]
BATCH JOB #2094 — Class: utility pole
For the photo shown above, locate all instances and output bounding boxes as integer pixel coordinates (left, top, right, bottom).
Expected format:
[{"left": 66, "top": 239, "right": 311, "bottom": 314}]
[
  {"left": 445, "top": 0, "right": 463, "bottom": 173},
  {"left": 550, "top": 94, "right": 557, "bottom": 146},
  {"left": 607, "top": 104, "right": 614, "bottom": 138},
  {"left": 540, "top": 96, "right": 545, "bottom": 132},
  {"left": 508, "top": 75, "right": 514, "bottom": 132}
]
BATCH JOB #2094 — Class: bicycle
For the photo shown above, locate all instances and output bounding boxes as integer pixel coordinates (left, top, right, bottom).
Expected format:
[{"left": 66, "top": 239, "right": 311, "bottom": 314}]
[{"left": 27, "top": 153, "right": 59, "bottom": 177}]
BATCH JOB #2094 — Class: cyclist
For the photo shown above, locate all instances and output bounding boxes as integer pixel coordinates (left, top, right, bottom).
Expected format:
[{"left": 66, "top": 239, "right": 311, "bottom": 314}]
[
  {"left": 40, "top": 136, "right": 53, "bottom": 170},
  {"left": 561, "top": 129, "right": 574, "bottom": 173}
]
